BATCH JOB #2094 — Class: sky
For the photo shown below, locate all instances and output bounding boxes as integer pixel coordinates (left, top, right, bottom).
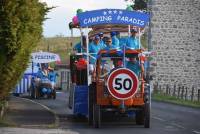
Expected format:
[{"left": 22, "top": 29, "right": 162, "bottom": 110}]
[{"left": 40, "top": 0, "right": 131, "bottom": 37}]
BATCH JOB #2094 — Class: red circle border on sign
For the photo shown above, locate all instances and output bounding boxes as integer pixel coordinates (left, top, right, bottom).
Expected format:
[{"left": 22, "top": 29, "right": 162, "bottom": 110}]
[{"left": 107, "top": 68, "right": 139, "bottom": 100}]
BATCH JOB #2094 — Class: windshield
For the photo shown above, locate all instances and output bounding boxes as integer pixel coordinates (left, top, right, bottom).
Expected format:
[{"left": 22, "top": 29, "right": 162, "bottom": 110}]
[
  {"left": 99, "top": 57, "right": 123, "bottom": 79},
  {"left": 98, "top": 54, "right": 140, "bottom": 80}
]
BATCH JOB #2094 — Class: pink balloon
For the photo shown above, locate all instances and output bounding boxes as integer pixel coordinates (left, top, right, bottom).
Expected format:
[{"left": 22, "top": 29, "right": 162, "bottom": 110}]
[{"left": 72, "top": 16, "right": 79, "bottom": 25}]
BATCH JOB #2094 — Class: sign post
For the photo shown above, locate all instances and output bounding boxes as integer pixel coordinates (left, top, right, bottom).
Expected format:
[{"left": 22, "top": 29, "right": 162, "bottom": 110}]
[{"left": 107, "top": 68, "right": 139, "bottom": 100}]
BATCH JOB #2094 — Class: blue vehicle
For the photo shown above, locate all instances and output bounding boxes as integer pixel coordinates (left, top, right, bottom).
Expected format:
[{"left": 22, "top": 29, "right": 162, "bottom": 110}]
[{"left": 30, "top": 52, "right": 60, "bottom": 99}]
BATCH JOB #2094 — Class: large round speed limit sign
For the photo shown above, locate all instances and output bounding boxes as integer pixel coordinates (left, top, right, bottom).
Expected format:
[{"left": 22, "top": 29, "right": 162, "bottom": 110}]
[{"left": 107, "top": 68, "right": 139, "bottom": 100}]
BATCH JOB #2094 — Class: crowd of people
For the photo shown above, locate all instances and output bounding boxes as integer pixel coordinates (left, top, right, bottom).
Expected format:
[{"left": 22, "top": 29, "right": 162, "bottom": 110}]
[
  {"left": 73, "top": 29, "right": 144, "bottom": 78},
  {"left": 73, "top": 29, "right": 140, "bottom": 54}
]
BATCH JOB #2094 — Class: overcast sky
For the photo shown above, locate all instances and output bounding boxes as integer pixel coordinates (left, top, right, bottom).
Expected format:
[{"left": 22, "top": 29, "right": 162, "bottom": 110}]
[{"left": 40, "top": 0, "right": 130, "bottom": 37}]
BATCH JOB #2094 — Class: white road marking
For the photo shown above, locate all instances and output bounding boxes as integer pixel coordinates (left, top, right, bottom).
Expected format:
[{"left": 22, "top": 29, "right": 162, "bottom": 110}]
[
  {"left": 171, "top": 123, "right": 185, "bottom": 129},
  {"left": 152, "top": 116, "right": 166, "bottom": 122},
  {"left": 193, "top": 130, "right": 200, "bottom": 134}
]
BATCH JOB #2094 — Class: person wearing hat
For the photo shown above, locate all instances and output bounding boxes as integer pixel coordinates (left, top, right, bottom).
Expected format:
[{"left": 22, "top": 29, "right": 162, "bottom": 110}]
[
  {"left": 98, "top": 32, "right": 106, "bottom": 48},
  {"left": 73, "top": 36, "right": 87, "bottom": 53},
  {"left": 110, "top": 31, "right": 120, "bottom": 49},
  {"left": 126, "top": 29, "right": 140, "bottom": 49},
  {"left": 103, "top": 37, "right": 117, "bottom": 50},
  {"left": 89, "top": 35, "right": 104, "bottom": 64}
]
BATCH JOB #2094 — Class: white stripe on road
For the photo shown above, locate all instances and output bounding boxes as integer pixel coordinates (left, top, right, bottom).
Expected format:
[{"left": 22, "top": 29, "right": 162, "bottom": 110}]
[
  {"left": 171, "top": 123, "right": 185, "bottom": 129},
  {"left": 193, "top": 130, "right": 200, "bottom": 134},
  {"left": 152, "top": 116, "right": 166, "bottom": 122}
]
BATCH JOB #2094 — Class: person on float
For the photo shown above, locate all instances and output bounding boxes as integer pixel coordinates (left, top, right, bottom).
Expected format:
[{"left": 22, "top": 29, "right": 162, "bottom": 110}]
[
  {"left": 116, "top": 31, "right": 127, "bottom": 47},
  {"left": 88, "top": 35, "right": 104, "bottom": 73},
  {"left": 110, "top": 31, "right": 120, "bottom": 49},
  {"left": 126, "top": 56, "right": 144, "bottom": 78},
  {"left": 73, "top": 36, "right": 87, "bottom": 53},
  {"left": 98, "top": 32, "right": 106, "bottom": 47},
  {"left": 125, "top": 29, "right": 140, "bottom": 49}
]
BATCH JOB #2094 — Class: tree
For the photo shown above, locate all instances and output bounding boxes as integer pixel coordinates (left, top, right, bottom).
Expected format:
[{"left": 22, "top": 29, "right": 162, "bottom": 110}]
[
  {"left": 0, "top": 0, "right": 50, "bottom": 100},
  {"left": 133, "top": 0, "right": 147, "bottom": 10},
  {"left": 124, "top": 0, "right": 148, "bottom": 11}
]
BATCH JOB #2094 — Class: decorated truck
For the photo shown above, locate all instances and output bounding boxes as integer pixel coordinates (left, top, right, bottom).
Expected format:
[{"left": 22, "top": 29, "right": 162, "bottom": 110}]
[{"left": 68, "top": 8, "right": 152, "bottom": 128}]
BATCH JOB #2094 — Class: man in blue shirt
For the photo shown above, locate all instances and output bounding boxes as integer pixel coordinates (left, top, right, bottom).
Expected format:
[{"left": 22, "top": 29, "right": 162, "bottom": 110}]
[
  {"left": 103, "top": 37, "right": 117, "bottom": 50},
  {"left": 98, "top": 32, "right": 106, "bottom": 47},
  {"left": 73, "top": 36, "right": 87, "bottom": 53},
  {"left": 89, "top": 35, "right": 104, "bottom": 64},
  {"left": 126, "top": 29, "right": 140, "bottom": 49},
  {"left": 48, "top": 67, "right": 59, "bottom": 89},
  {"left": 111, "top": 32, "right": 120, "bottom": 49},
  {"left": 126, "top": 57, "right": 144, "bottom": 78},
  {"left": 116, "top": 31, "right": 127, "bottom": 46}
]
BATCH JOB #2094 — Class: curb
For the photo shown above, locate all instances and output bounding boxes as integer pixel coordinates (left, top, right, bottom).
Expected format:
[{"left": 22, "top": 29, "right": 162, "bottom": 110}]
[{"left": 13, "top": 96, "right": 60, "bottom": 128}]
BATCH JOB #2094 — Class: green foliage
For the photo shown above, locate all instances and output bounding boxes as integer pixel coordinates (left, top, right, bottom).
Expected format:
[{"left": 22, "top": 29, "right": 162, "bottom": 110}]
[
  {"left": 128, "top": 0, "right": 148, "bottom": 11},
  {"left": 0, "top": 0, "right": 50, "bottom": 100},
  {"left": 152, "top": 93, "right": 200, "bottom": 108}
]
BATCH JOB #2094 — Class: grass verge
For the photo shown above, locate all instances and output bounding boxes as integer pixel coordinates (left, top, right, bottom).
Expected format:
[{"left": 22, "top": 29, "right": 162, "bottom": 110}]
[
  {"left": 0, "top": 118, "right": 16, "bottom": 127},
  {"left": 152, "top": 93, "right": 200, "bottom": 108}
]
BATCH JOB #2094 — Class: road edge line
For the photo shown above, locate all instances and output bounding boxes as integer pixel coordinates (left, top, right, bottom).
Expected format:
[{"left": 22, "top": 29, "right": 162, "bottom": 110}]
[{"left": 13, "top": 96, "right": 60, "bottom": 128}]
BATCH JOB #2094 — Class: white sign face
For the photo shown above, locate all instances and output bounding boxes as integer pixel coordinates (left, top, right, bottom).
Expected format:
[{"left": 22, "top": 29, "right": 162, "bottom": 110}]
[
  {"left": 31, "top": 52, "right": 60, "bottom": 63},
  {"left": 107, "top": 68, "right": 139, "bottom": 100},
  {"left": 112, "top": 73, "right": 133, "bottom": 95}
]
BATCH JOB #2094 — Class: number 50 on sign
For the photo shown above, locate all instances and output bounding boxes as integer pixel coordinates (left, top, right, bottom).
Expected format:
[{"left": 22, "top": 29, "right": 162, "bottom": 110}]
[{"left": 107, "top": 68, "right": 139, "bottom": 100}]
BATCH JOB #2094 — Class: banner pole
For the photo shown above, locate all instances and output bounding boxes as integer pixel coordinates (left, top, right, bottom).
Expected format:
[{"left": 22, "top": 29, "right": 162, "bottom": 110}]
[{"left": 86, "top": 27, "right": 90, "bottom": 86}]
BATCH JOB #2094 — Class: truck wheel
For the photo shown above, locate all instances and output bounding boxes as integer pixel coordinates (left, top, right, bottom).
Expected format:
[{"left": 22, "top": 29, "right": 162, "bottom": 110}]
[
  {"left": 93, "top": 104, "right": 101, "bottom": 128},
  {"left": 144, "top": 102, "right": 150, "bottom": 128},
  {"left": 88, "top": 83, "right": 95, "bottom": 125},
  {"left": 135, "top": 109, "right": 144, "bottom": 125}
]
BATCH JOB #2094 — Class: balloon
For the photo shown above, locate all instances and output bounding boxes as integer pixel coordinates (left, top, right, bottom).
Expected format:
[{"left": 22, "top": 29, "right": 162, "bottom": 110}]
[
  {"left": 126, "top": 5, "right": 133, "bottom": 11},
  {"left": 72, "top": 16, "right": 79, "bottom": 25},
  {"left": 76, "top": 9, "right": 83, "bottom": 14}
]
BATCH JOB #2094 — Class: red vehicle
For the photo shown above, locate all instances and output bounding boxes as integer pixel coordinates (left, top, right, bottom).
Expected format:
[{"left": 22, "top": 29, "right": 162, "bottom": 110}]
[{"left": 88, "top": 49, "right": 151, "bottom": 128}]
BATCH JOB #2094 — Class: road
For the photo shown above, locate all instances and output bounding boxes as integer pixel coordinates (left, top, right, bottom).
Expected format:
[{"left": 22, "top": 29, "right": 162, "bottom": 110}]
[{"left": 32, "top": 90, "right": 200, "bottom": 134}]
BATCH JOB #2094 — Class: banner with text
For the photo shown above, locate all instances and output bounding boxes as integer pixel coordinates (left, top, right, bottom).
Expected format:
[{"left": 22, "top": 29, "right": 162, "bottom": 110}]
[
  {"left": 31, "top": 52, "right": 61, "bottom": 63},
  {"left": 78, "top": 9, "right": 150, "bottom": 28}
]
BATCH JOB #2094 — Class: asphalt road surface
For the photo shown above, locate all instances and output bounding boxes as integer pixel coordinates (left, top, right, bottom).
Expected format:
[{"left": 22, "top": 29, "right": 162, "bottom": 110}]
[{"left": 32, "top": 90, "right": 200, "bottom": 134}]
